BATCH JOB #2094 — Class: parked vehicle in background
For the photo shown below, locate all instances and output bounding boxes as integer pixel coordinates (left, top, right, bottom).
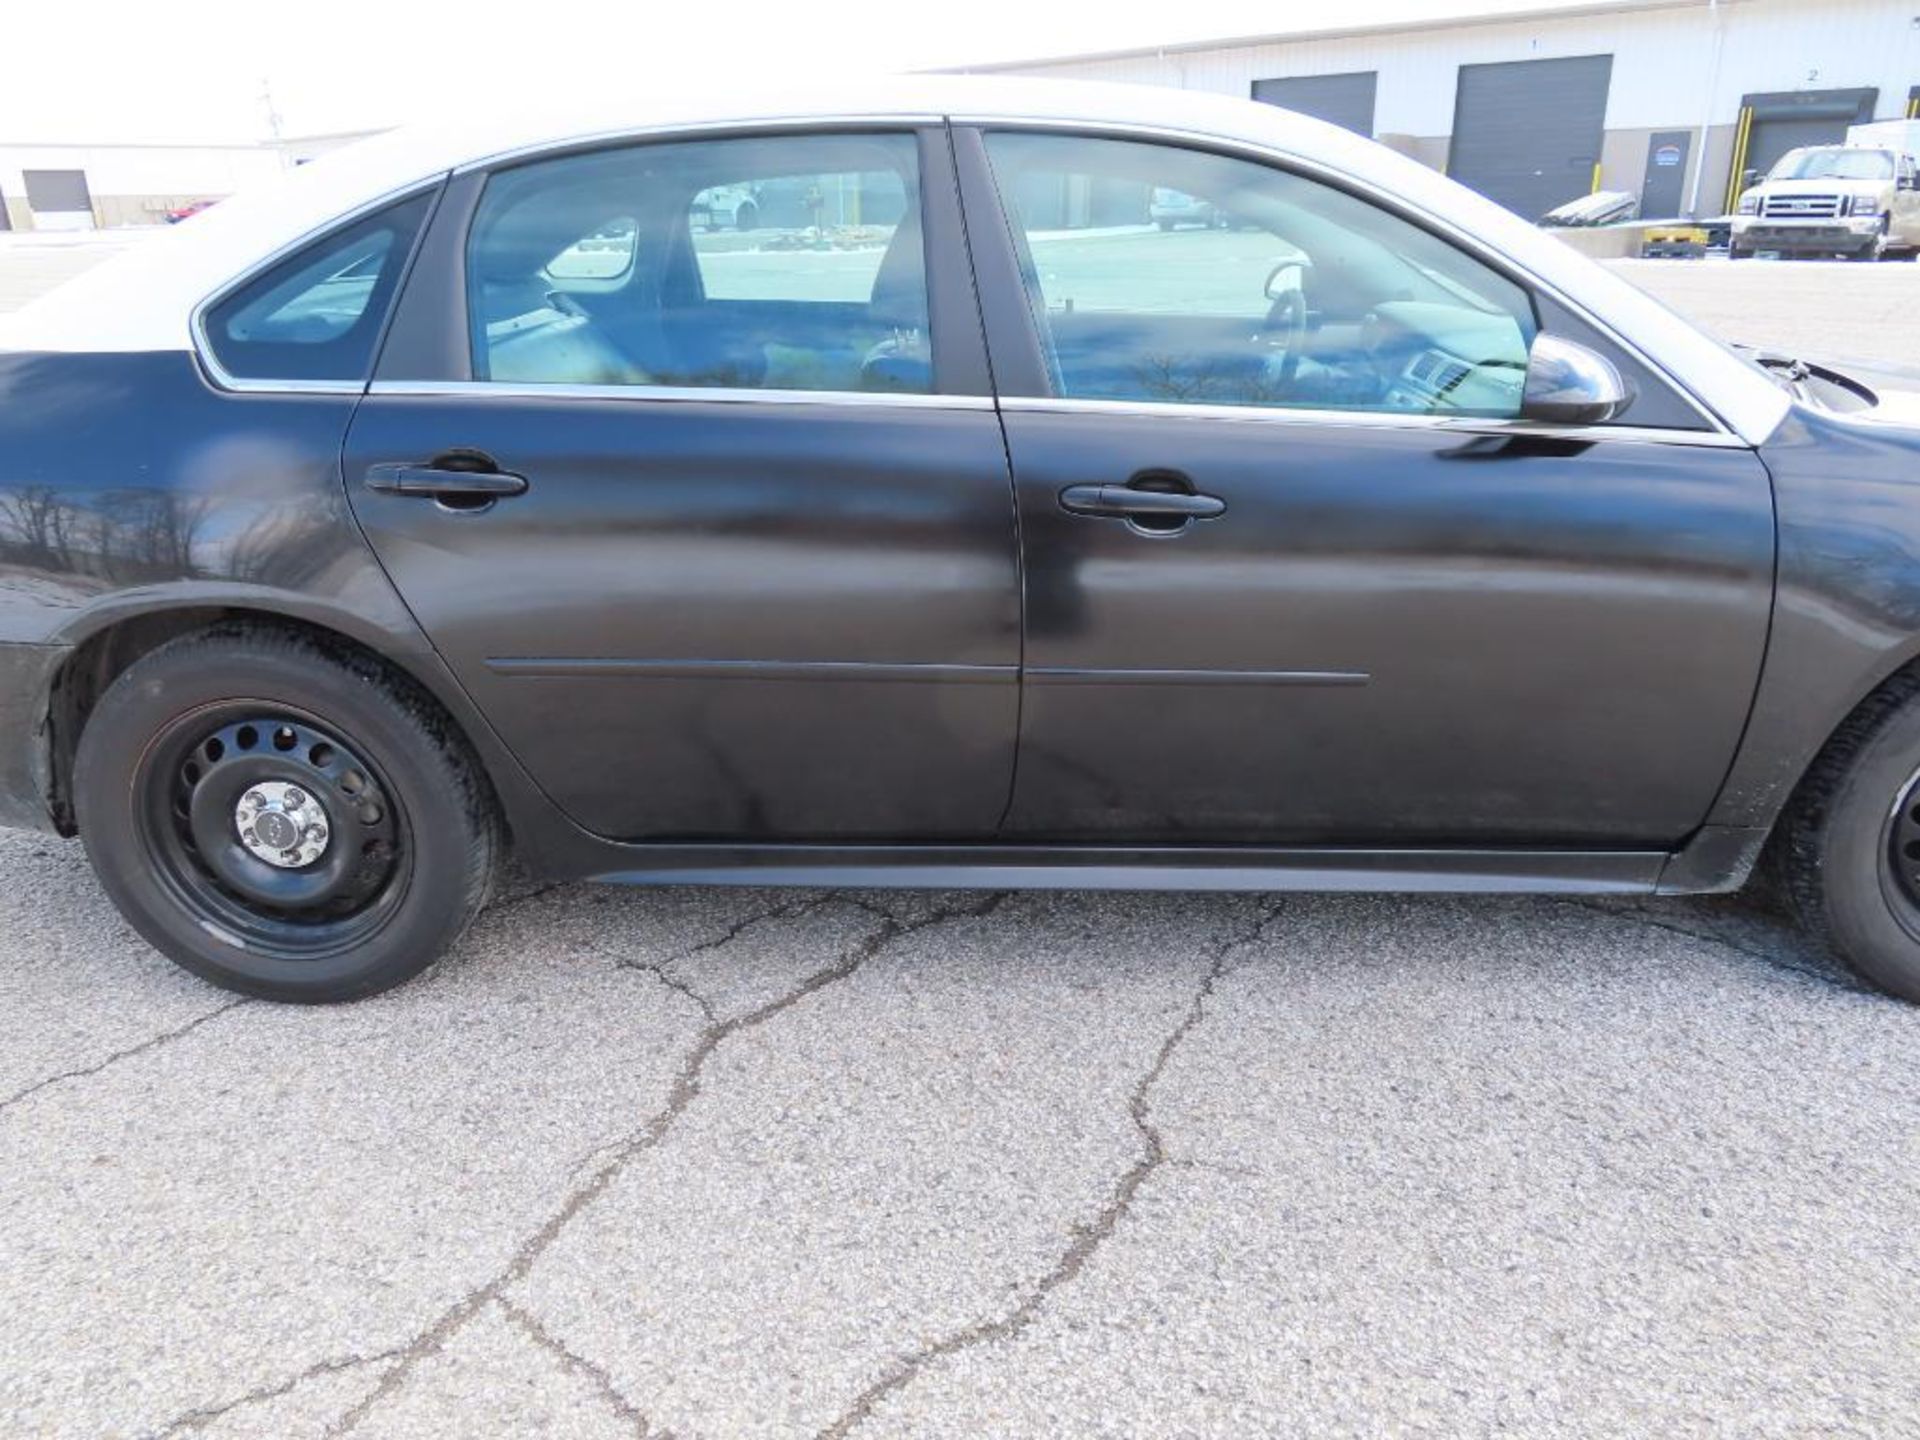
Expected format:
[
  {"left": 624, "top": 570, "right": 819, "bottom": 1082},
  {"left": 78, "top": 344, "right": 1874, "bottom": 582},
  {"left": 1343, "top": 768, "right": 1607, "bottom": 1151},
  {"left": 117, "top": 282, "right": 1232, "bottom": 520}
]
[
  {"left": 165, "top": 199, "right": 216, "bottom": 224},
  {"left": 691, "top": 183, "right": 759, "bottom": 231},
  {"left": 1731, "top": 120, "right": 1920, "bottom": 260},
  {"left": 4, "top": 79, "right": 1920, "bottom": 1007},
  {"left": 1149, "top": 187, "right": 1222, "bottom": 229}
]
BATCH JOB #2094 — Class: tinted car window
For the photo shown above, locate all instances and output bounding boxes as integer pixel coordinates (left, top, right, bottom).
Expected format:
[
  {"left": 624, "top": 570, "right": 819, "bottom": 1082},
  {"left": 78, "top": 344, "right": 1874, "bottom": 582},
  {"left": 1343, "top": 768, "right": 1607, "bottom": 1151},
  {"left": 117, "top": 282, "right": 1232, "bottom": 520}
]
[
  {"left": 467, "top": 133, "right": 932, "bottom": 393},
  {"left": 202, "top": 192, "right": 431, "bottom": 383},
  {"left": 983, "top": 133, "right": 1537, "bottom": 416}
]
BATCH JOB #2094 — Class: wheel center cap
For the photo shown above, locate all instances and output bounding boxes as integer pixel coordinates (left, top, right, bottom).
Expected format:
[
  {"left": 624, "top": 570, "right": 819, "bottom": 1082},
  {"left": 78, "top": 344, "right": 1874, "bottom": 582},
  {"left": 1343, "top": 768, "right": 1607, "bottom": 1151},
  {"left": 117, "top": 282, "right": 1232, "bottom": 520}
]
[{"left": 234, "top": 782, "right": 330, "bottom": 869}]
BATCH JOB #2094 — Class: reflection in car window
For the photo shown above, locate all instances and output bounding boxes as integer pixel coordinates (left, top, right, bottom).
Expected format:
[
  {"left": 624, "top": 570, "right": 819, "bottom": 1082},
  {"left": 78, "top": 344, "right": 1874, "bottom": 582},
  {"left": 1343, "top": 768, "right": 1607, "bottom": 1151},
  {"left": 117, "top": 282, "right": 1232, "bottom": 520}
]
[
  {"left": 983, "top": 133, "right": 1537, "bottom": 416},
  {"left": 466, "top": 134, "right": 932, "bottom": 393},
  {"left": 202, "top": 193, "right": 430, "bottom": 382}
]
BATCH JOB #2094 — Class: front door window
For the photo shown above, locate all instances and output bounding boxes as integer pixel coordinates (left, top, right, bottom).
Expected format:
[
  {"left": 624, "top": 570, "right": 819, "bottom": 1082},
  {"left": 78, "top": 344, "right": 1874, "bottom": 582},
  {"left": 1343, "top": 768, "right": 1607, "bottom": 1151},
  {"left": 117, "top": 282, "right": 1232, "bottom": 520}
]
[{"left": 982, "top": 132, "right": 1537, "bottom": 417}]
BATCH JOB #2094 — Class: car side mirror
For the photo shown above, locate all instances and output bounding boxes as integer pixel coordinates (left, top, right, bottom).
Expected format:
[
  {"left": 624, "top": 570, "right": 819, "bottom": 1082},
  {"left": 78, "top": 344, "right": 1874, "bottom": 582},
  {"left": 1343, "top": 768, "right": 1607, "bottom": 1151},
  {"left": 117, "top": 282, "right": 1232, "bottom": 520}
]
[
  {"left": 1520, "top": 334, "right": 1633, "bottom": 426},
  {"left": 1742, "top": 168, "right": 1761, "bottom": 189}
]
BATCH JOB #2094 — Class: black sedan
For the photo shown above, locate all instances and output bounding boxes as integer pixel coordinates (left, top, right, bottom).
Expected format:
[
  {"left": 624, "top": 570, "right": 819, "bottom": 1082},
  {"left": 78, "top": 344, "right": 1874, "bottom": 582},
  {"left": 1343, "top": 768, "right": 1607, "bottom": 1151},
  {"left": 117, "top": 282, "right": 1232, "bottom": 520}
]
[{"left": 4, "top": 79, "right": 1920, "bottom": 1003}]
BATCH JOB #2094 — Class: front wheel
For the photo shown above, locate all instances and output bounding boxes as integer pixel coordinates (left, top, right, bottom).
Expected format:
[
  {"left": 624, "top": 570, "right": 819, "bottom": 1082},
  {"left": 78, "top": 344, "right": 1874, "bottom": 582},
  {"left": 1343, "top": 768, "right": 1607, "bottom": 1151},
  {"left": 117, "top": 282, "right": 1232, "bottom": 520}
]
[
  {"left": 1781, "top": 679, "right": 1920, "bottom": 1002},
  {"left": 74, "top": 627, "right": 500, "bottom": 1002}
]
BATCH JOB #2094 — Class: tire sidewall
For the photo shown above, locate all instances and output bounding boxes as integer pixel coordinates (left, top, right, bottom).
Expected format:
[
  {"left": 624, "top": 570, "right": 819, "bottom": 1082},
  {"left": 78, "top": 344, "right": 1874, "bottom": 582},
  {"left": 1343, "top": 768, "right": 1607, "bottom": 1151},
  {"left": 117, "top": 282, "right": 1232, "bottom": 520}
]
[
  {"left": 76, "top": 638, "right": 488, "bottom": 1002},
  {"left": 1809, "top": 700, "right": 1920, "bottom": 1000}
]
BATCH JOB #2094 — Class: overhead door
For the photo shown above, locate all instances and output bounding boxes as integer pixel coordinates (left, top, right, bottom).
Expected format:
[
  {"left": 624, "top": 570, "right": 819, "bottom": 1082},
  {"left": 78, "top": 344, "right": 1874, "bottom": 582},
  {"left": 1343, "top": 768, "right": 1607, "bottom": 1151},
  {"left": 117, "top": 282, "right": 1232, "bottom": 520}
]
[
  {"left": 22, "top": 169, "right": 93, "bottom": 231},
  {"left": 0, "top": 183, "right": 10, "bottom": 232},
  {"left": 1251, "top": 72, "right": 1378, "bottom": 136},
  {"left": 1723, "top": 88, "right": 1878, "bottom": 210},
  {"left": 1448, "top": 54, "right": 1613, "bottom": 219}
]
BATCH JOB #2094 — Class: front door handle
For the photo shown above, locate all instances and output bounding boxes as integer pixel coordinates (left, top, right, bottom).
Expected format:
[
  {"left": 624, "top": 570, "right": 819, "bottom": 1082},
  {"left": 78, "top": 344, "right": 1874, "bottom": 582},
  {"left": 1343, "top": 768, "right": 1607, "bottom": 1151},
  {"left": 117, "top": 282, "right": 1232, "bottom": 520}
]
[
  {"left": 1058, "top": 484, "right": 1226, "bottom": 521},
  {"left": 364, "top": 463, "right": 528, "bottom": 500}
]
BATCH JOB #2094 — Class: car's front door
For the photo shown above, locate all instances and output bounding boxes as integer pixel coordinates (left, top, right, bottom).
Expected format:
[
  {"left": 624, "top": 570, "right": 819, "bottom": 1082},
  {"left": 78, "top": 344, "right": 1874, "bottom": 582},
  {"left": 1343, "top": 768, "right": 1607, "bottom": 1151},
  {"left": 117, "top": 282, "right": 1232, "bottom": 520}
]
[
  {"left": 960, "top": 128, "right": 1775, "bottom": 846},
  {"left": 345, "top": 128, "right": 1021, "bottom": 842}
]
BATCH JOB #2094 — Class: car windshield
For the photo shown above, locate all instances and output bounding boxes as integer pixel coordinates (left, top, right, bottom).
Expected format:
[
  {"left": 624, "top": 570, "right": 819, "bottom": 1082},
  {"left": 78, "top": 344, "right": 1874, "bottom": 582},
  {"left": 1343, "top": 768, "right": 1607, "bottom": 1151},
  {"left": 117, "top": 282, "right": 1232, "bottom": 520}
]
[{"left": 1768, "top": 148, "right": 1895, "bottom": 181}]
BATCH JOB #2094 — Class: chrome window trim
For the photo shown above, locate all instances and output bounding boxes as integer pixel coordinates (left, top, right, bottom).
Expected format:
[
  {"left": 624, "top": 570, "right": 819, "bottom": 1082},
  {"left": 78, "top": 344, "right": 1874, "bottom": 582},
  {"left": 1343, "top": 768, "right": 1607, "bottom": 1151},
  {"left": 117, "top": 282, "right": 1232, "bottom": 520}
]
[
  {"left": 189, "top": 178, "right": 448, "bottom": 397},
  {"left": 367, "top": 379, "right": 994, "bottom": 410},
  {"left": 948, "top": 114, "right": 1742, "bottom": 441},
  {"left": 184, "top": 109, "right": 1755, "bottom": 435},
  {"left": 449, "top": 113, "right": 941, "bottom": 175},
  {"left": 996, "top": 394, "right": 1752, "bottom": 448}
]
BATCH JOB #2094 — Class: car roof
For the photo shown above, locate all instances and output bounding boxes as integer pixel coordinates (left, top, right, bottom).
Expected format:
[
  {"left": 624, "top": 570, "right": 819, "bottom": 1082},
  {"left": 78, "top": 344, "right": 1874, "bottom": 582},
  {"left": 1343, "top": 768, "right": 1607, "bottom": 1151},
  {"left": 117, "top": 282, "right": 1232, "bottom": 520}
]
[{"left": 0, "top": 74, "right": 1787, "bottom": 444}]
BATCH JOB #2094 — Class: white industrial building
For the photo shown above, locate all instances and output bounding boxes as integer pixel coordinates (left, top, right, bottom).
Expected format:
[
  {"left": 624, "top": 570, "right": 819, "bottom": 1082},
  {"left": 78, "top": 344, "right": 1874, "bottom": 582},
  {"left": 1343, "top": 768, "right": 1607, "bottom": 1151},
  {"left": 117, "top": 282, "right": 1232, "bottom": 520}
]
[
  {"left": 0, "top": 132, "right": 375, "bottom": 233},
  {"left": 4, "top": 1, "right": 1915, "bottom": 230},
  {"left": 957, "top": 0, "right": 1920, "bottom": 220}
]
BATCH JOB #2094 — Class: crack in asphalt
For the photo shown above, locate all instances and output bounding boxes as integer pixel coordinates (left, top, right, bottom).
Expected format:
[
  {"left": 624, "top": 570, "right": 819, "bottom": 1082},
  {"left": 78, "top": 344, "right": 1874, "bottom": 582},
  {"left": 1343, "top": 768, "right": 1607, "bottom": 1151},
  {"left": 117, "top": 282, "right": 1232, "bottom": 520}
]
[
  {"left": 1561, "top": 898, "right": 1871, "bottom": 994},
  {"left": 150, "top": 1346, "right": 404, "bottom": 1436},
  {"left": 816, "top": 896, "right": 1284, "bottom": 1440},
  {"left": 320, "top": 889, "right": 1010, "bottom": 1439},
  {"left": 0, "top": 999, "right": 251, "bottom": 1116},
  {"left": 497, "top": 1296, "right": 664, "bottom": 1438},
  {"left": 619, "top": 957, "right": 719, "bottom": 1023},
  {"left": 485, "top": 879, "right": 572, "bottom": 916},
  {"left": 608, "top": 893, "right": 833, "bottom": 1023}
]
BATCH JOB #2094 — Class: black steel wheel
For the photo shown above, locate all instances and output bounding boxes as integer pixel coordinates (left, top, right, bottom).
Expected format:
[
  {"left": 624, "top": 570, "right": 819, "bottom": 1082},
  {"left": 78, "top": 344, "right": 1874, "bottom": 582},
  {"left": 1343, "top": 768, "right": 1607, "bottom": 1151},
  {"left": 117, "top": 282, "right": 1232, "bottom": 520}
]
[
  {"left": 1880, "top": 768, "right": 1920, "bottom": 941},
  {"left": 75, "top": 626, "right": 500, "bottom": 1002},
  {"left": 138, "top": 708, "right": 409, "bottom": 961}
]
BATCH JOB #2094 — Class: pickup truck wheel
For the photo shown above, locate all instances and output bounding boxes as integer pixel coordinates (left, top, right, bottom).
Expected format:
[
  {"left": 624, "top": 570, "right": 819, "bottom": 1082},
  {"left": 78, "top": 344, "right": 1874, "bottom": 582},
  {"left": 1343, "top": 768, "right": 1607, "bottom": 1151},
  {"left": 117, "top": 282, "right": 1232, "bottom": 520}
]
[
  {"left": 73, "top": 627, "right": 500, "bottom": 1003},
  {"left": 1782, "top": 678, "right": 1920, "bottom": 1002}
]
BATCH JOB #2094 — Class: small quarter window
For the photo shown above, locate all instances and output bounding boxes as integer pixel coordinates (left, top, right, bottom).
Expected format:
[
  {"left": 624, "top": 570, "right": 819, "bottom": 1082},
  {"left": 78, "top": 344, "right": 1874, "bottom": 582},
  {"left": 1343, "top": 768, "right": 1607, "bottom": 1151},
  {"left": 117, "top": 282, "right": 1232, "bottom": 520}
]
[{"left": 202, "top": 192, "right": 431, "bottom": 383}]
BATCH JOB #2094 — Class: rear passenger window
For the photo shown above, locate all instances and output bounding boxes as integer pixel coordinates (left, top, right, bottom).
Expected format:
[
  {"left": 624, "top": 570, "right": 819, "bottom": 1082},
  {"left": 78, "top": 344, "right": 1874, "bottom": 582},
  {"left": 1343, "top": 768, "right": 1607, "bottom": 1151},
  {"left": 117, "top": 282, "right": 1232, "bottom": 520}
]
[
  {"left": 201, "top": 193, "right": 431, "bottom": 384},
  {"left": 465, "top": 133, "right": 932, "bottom": 394}
]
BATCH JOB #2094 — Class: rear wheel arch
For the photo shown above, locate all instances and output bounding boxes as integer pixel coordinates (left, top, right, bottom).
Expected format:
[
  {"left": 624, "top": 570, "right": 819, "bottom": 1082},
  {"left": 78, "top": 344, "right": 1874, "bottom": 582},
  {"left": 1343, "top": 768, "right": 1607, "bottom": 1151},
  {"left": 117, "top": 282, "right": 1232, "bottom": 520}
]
[{"left": 46, "top": 606, "right": 503, "bottom": 843}]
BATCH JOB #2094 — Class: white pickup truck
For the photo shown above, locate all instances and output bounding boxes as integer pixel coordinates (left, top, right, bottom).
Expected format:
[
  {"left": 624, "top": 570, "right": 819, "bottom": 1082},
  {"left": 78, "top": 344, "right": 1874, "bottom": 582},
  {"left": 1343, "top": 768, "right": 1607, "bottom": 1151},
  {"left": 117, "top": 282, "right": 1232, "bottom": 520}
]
[{"left": 1730, "top": 119, "right": 1920, "bottom": 261}]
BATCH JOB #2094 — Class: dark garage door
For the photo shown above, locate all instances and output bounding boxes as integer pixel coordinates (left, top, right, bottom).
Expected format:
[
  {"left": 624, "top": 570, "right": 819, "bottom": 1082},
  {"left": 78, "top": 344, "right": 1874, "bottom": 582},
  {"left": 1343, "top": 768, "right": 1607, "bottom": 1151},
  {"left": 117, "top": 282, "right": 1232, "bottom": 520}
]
[
  {"left": 1449, "top": 54, "right": 1613, "bottom": 219},
  {"left": 22, "top": 169, "right": 92, "bottom": 215},
  {"left": 1251, "top": 72, "right": 1377, "bottom": 136},
  {"left": 1745, "top": 89, "right": 1878, "bottom": 179}
]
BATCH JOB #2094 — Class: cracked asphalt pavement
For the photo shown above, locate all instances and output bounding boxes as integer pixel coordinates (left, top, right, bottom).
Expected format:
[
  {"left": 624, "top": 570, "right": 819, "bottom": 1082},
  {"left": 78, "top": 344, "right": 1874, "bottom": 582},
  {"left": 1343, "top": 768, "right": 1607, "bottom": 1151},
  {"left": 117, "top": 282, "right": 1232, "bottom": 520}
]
[
  {"left": 5, "top": 251, "right": 1920, "bottom": 1438},
  {"left": 7, "top": 834, "right": 1920, "bottom": 1439}
]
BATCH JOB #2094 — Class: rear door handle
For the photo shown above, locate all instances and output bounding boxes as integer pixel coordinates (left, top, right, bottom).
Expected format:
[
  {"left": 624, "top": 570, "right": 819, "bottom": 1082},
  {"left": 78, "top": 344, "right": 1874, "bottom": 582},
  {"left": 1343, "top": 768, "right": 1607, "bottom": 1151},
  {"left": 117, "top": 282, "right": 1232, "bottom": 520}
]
[
  {"left": 364, "top": 463, "right": 528, "bottom": 500},
  {"left": 1058, "top": 484, "right": 1225, "bottom": 520}
]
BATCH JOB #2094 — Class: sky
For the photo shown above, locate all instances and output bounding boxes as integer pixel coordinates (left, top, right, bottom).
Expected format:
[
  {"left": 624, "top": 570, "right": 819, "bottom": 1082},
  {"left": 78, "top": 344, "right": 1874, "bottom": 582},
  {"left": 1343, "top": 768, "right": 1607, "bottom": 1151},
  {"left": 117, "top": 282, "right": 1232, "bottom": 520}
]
[{"left": 1, "top": 0, "right": 1629, "bottom": 144}]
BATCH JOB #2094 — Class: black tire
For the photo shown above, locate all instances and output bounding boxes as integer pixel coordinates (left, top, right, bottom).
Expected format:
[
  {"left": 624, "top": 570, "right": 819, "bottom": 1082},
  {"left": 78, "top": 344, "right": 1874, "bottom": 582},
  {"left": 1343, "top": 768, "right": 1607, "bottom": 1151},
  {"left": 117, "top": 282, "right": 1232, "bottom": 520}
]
[
  {"left": 73, "top": 626, "right": 500, "bottom": 1002},
  {"left": 1727, "top": 244, "right": 1749, "bottom": 260},
  {"left": 734, "top": 202, "right": 758, "bottom": 232},
  {"left": 1780, "top": 673, "right": 1920, "bottom": 1002}
]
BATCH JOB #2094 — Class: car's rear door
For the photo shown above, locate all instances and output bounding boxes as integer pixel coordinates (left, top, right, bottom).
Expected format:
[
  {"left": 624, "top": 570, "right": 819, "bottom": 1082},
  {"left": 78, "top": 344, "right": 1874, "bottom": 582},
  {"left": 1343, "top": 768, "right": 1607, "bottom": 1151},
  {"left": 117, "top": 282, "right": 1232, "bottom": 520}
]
[
  {"left": 957, "top": 126, "right": 1775, "bottom": 847},
  {"left": 344, "top": 126, "right": 1021, "bottom": 842}
]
